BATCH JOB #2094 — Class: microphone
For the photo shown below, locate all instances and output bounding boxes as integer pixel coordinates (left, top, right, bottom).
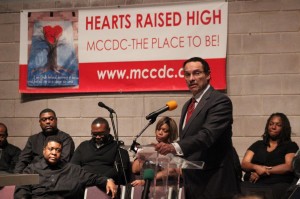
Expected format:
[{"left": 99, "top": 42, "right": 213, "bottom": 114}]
[
  {"left": 141, "top": 168, "right": 155, "bottom": 199},
  {"left": 98, "top": 102, "right": 116, "bottom": 113},
  {"left": 146, "top": 100, "right": 177, "bottom": 120}
]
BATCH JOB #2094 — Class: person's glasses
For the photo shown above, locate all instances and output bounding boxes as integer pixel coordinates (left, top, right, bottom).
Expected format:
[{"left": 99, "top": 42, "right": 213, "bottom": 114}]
[
  {"left": 46, "top": 147, "right": 62, "bottom": 153},
  {"left": 91, "top": 131, "right": 107, "bottom": 137},
  {"left": 184, "top": 70, "right": 205, "bottom": 78},
  {"left": 0, "top": 134, "right": 6, "bottom": 139},
  {"left": 40, "top": 116, "right": 56, "bottom": 122}
]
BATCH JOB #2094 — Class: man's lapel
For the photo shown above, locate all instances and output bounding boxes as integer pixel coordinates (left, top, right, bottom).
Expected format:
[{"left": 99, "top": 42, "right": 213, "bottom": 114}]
[{"left": 181, "top": 87, "right": 214, "bottom": 138}]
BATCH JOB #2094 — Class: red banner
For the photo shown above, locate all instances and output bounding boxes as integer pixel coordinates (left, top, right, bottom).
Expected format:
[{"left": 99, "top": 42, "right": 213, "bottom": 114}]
[{"left": 19, "top": 2, "right": 228, "bottom": 93}]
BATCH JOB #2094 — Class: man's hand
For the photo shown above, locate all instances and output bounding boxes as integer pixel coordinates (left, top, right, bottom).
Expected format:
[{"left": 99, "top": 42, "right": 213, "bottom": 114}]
[
  {"left": 154, "top": 142, "right": 176, "bottom": 155},
  {"left": 106, "top": 178, "right": 117, "bottom": 198}
]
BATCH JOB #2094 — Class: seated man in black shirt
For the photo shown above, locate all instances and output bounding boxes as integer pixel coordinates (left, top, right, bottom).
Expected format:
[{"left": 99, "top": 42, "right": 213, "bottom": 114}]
[
  {"left": 0, "top": 122, "right": 21, "bottom": 173},
  {"left": 14, "top": 136, "right": 117, "bottom": 199},
  {"left": 15, "top": 108, "right": 75, "bottom": 173},
  {"left": 71, "top": 117, "right": 131, "bottom": 185}
]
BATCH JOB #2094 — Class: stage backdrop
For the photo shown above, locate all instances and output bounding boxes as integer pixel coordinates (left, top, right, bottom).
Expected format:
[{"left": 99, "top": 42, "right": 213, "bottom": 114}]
[{"left": 19, "top": 1, "right": 228, "bottom": 93}]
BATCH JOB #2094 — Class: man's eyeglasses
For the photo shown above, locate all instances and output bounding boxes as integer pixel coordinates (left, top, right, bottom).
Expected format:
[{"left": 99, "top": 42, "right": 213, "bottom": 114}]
[
  {"left": 40, "top": 116, "right": 56, "bottom": 122},
  {"left": 91, "top": 131, "right": 107, "bottom": 137},
  {"left": 184, "top": 70, "right": 205, "bottom": 78},
  {"left": 0, "top": 134, "right": 6, "bottom": 139}
]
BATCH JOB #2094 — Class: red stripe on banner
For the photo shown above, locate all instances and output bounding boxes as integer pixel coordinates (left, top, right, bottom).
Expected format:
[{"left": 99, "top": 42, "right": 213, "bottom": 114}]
[
  {"left": 19, "top": 58, "right": 226, "bottom": 93},
  {"left": 19, "top": 64, "right": 27, "bottom": 92}
]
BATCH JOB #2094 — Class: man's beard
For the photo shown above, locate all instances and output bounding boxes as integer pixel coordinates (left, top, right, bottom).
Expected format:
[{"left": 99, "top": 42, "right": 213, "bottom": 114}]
[
  {"left": 43, "top": 127, "right": 58, "bottom": 135},
  {"left": 0, "top": 139, "right": 8, "bottom": 148},
  {"left": 93, "top": 133, "right": 111, "bottom": 145}
]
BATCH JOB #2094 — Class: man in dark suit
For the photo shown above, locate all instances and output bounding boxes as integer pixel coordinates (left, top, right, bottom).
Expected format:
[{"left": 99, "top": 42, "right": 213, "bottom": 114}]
[{"left": 155, "top": 57, "right": 240, "bottom": 199}]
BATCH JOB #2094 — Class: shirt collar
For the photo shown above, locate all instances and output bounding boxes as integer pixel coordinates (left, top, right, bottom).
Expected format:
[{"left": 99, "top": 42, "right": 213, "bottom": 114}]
[
  {"left": 193, "top": 84, "right": 210, "bottom": 103},
  {"left": 41, "top": 158, "right": 64, "bottom": 169}
]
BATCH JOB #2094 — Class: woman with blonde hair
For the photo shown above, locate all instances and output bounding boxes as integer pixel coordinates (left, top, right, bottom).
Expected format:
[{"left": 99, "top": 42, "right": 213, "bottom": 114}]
[{"left": 131, "top": 116, "right": 179, "bottom": 186}]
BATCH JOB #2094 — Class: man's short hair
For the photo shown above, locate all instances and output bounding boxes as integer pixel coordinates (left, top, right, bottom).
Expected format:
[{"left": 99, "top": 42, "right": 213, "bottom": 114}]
[
  {"left": 182, "top": 57, "right": 211, "bottom": 74},
  {"left": 39, "top": 108, "right": 56, "bottom": 118},
  {"left": 91, "top": 117, "right": 110, "bottom": 132},
  {"left": 0, "top": 122, "right": 8, "bottom": 136},
  {"left": 43, "top": 135, "right": 63, "bottom": 148}
]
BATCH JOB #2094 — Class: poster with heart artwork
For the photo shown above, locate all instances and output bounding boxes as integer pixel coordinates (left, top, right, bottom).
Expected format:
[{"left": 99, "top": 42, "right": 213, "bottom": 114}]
[{"left": 27, "top": 21, "right": 79, "bottom": 87}]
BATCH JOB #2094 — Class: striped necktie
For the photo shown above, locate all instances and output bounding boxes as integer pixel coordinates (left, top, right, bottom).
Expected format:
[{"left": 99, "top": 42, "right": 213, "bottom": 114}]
[{"left": 185, "top": 98, "right": 196, "bottom": 123}]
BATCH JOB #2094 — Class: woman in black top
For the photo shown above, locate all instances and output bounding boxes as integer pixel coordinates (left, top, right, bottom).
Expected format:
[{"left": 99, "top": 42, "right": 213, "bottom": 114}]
[{"left": 241, "top": 112, "right": 299, "bottom": 199}]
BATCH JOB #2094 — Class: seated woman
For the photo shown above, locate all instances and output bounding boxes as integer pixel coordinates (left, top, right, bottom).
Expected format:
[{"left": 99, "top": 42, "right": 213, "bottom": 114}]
[
  {"left": 131, "top": 116, "right": 179, "bottom": 187},
  {"left": 241, "top": 112, "right": 299, "bottom": 199}
]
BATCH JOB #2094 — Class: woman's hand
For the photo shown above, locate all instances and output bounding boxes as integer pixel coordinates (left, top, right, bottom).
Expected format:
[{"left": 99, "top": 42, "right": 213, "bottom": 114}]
[
  {"left": 249, "top": 171, "right": 260, "bottom": 183},
  {"left": 131, "top": 179, "right": 145, "bottom": 187},
  {"left": 254, "top": 165, "right": 271, "bottom": 176},
  {"left": 249, "top": 166, "right": 272, "bottom": 183}
]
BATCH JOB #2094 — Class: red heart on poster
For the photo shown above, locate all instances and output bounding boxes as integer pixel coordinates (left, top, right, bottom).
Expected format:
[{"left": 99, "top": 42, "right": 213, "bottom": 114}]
[{"left": 43, "top": 25, "right": 63, "bottom": 45}]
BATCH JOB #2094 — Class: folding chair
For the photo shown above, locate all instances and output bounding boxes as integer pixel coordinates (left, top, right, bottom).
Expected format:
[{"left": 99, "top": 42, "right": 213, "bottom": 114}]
[{"left": 0, "top": 185, "right": 15, "bottom": 199}]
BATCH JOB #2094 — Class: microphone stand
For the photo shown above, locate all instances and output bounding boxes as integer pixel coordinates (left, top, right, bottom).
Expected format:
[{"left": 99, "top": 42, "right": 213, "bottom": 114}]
[
  {"left": 130, "top": 117, "right": 157, "bottom": 154},
  {"left": 108, "top": 111, "right": 130, "bottom": 199},
  {"left": 128, "top": 117, "right": 157, "bottom": 199}
]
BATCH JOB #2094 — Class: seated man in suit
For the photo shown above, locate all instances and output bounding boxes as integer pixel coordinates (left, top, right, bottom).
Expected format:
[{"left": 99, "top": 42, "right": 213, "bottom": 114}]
[
  {"left": 0, "top": 122, "right": 21, "bottom": 173},
  {"left": 14, "top": 135, "right": 117, "bottom": 199},
  {"left": 71, "top": 117, "right": 131, "bottom": 185}
]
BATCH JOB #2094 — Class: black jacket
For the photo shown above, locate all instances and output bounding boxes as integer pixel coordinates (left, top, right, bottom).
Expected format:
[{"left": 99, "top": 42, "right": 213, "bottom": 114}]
[
  {"left": 15, "top": 130, "right": 75, "bottom": 173},
  {"left": 71, "top": 135, "right": 131, "bottom": 185},
  {"left": 14, "top": 158, "right": 108, "bottom": 199},
  {"left": 0, "top": 140, "right": 21, "bottom": 172}
]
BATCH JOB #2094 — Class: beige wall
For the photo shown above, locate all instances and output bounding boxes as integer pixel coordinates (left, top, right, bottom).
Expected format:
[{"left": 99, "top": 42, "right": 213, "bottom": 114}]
[{"left": 0, "top": 0, "right": 300, "bottom": 159}]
